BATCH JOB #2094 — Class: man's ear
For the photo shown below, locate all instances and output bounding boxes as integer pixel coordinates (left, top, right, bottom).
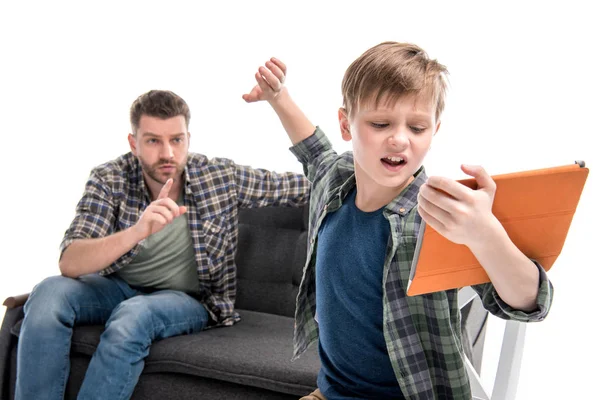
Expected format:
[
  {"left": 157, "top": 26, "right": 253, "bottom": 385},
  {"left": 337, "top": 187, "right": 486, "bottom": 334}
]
[
  {"left": 128, "top": 133, "right": 138, "bottom": 155},
  {"left": 338, "top": 108, "right": 352, "bottom": 142}
]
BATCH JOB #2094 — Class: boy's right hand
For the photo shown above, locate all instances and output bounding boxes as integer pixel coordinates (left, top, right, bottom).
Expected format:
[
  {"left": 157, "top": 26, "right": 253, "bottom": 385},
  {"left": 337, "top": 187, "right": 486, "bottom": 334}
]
[
  {"left": 242, "top": 57, "right": 315, "bottom": 145},
  {"left": 242, "top": 57, "right": 287, "bottom": 103}
]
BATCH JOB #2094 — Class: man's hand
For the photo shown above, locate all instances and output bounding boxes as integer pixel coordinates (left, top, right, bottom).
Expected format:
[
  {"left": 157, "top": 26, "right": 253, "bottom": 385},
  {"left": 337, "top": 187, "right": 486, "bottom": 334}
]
[
  {"left": 417, "top": 164, "right": 500, "bottom": 249},
  {"left": 242, "top": 57, "right": 287, "bottom": 103},
  {"left": 59, "top": 179, "right": 187, "bottom": 277},
  {"left": 133, "top": 178, "right": 187, "bottom": 240}
]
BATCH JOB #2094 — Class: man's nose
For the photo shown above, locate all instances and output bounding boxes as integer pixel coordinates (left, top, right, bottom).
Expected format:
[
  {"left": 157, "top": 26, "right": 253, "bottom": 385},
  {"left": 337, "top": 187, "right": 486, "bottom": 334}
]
[{"left": 161, "top": 144, "right": 174, "bottom": 159}]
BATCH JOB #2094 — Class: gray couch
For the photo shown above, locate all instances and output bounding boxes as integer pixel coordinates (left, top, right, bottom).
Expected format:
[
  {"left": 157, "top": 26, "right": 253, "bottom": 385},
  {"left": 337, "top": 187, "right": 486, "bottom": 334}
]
[{"left": 0, "top": 205, "right": 488, "bottom": 399}]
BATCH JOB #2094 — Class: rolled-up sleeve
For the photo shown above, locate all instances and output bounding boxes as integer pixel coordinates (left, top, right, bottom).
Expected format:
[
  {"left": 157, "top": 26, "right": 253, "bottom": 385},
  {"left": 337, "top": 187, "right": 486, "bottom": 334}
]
[
  {"left": 472, "top": 261, "right": 553, "bottom": 322},
  {"left": 289, "top": 127, "right": 337, "bottom": 182},
  {"left": 59, "top": 172, "right": 115, "bottom": 257}
]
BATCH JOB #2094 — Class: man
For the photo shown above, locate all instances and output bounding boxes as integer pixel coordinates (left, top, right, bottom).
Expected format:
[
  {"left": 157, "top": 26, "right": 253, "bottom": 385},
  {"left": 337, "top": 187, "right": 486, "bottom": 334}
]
[{"left": 15, "top": 90, "right": 309, "bottom": 400}]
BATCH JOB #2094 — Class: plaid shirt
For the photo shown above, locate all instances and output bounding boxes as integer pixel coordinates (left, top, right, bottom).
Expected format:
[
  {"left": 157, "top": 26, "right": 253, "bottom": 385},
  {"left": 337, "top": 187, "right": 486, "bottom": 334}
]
[
  {"left": 290, "top": 128, "right": 553, "bottom": 399},
  {"left": 60, "top": 152, "right": 309, "bottom": 326}
]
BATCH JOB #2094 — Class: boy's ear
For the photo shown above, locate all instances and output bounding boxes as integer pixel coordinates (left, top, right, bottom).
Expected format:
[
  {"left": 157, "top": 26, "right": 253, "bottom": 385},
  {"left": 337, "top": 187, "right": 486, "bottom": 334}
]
[
  {"left": 338, "top": 107, "right": 352, "bottom": 142},
  {"left": 433, "top": 120, "right": 441, "bottom": 136},
  {"left": 128, "top": 133, "right": 138, "bottom": 155}
]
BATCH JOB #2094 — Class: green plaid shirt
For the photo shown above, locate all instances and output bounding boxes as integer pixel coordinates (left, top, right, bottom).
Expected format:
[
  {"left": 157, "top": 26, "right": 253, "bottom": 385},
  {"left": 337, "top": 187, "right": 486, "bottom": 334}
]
[
  {"left": 290, "top": 128, "right": 553, "bottom": 399},
  {"left": 60, "top": 152, "right": 309, "bottom": 326}
]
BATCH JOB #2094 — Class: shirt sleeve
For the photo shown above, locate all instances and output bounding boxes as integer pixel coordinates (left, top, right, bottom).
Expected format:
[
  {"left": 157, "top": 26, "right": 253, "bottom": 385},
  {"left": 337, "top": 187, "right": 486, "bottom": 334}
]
[
  {"left": 289, "top": 126, "right": 338, "bottom": 183},
  {"left": 59, "top": 171, "right": 116, "bottom": 257},
  {"left": 471, "top": 261, "right": 553, "bottom": 322},
  {"left": 234, "top": 164, "right": 310, "bottom": 209}
]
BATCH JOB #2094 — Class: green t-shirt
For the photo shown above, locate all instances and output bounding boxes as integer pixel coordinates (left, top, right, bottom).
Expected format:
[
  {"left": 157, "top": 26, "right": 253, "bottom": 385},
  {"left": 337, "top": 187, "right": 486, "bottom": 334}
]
[{"left": 116, "top": 193, "right": 199, "bottom": 294}]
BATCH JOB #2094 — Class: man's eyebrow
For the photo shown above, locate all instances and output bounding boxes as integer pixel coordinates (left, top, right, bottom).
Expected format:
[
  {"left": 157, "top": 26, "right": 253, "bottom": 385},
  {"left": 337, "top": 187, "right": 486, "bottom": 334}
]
[{"left": 140, "top": 132, "right": 186, "bottom": 138}]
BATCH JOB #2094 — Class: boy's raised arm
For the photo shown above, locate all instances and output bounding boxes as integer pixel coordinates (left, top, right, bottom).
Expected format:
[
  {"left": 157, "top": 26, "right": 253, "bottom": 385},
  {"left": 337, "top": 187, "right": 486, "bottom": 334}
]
[{"left": 243, "top": 57, "right": 315, "bottom": 145}]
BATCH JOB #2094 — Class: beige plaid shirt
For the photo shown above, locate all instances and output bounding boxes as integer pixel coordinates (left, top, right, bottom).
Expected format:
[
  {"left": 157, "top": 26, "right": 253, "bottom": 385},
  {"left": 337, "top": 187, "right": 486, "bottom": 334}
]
[{"left": 60, "top": 152, "right": 310, "bottom": 325}]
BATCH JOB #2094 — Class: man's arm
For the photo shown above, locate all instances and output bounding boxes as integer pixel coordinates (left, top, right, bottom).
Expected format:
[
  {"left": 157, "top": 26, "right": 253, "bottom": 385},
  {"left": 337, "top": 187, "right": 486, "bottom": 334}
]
[
  {"left": 243, "top": 57, "right": 315, "bottom": 145},
  {"left": 60, "top": 228, "right": 145, "bottom": 278},
  {"left": 232, "top": 163, "right": 310, "bottom": 209},
  {"left": 418, "top": 164, "right": 544, "bottom": 312},
  {"left": 60, "top": 178, "right": 186, "bottom": 278}
]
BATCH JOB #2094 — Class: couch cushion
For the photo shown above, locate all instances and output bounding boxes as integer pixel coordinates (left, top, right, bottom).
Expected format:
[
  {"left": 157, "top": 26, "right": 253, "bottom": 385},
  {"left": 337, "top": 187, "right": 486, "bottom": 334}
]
[
  {"left": 235, "top": 206, "right": 309, "bottom": 317},
  {"left": 144, "top": 309, "right": 319, "bottom": 395},
  {"left": 12, "top": 309, "right": 319, "bottom": 396}
]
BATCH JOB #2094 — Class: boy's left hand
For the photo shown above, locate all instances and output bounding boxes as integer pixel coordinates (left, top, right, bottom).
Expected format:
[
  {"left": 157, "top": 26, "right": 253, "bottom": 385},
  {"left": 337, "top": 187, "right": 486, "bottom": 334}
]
[{"left": 417, "top": 164, "right": 500, "bottom": 248}]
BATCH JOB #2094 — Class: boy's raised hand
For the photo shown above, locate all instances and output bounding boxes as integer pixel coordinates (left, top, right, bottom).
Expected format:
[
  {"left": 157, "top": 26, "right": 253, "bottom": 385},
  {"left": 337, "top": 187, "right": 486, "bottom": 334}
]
[
  {"left": 417, "top": 165, "right": 501, "bottom": 249},
  {"left": 242, "top": 57, "right": 287, "bottom": 103}
]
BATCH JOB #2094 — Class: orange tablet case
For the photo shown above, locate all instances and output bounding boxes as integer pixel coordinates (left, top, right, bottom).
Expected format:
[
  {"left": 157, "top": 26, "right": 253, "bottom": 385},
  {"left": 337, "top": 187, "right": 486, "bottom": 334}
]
[{"left": 406, "top": 161, "right": 589, "bottom": 296}]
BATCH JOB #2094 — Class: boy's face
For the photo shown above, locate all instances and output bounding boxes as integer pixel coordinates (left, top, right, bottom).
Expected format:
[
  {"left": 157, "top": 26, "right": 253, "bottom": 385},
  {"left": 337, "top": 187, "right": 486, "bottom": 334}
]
[{"left": 339, "top": 93, "right": 440, "bottom": 195}]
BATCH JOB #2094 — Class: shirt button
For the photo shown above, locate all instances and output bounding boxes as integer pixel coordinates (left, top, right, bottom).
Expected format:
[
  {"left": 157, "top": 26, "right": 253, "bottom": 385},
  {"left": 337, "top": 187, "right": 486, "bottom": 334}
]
[
  {"left": 211, "top": 227, "right": 218, "bottom": 233},
  {"left": 399, "top": 208, "right": 406, "bottom": 213}
]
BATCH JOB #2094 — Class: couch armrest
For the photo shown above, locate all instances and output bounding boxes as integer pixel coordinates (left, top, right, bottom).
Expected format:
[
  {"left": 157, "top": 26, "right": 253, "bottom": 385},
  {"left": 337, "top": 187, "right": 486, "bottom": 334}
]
[
  {"left": 1, "top": 297, "right": 27, "bottom": 399},
  {"left": 3, "top": 294, "right": 29, "bottom": 309}
]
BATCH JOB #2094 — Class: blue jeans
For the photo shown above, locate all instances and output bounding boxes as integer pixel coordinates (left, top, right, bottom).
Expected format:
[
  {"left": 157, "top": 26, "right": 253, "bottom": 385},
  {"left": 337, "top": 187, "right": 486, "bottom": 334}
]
[{"left": 15, "top": 274, "right": 210, "bottom": 400}]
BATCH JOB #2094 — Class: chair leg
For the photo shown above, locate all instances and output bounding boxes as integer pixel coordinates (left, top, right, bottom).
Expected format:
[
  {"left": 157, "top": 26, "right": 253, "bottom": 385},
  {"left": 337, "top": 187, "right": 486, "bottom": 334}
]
[{"left": 491, "top": 321, "right": 527, "bottom": 400}]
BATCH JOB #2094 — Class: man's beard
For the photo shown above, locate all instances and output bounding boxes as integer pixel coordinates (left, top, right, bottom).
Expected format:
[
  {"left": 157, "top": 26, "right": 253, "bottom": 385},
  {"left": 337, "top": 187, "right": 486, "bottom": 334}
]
[{"left": 139, "top": 157, "right": 186, "bottom": 185}]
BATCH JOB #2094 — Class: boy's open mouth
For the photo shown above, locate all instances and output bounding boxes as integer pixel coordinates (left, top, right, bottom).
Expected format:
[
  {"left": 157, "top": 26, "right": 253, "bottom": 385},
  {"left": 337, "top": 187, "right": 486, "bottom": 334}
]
[{"left": 381, "top": 156, "right": 405, "bottom": 166}]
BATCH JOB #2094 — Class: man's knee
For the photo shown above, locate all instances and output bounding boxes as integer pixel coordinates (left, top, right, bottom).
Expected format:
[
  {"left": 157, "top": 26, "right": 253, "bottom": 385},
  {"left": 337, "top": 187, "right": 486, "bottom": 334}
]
[
  {"left": 24, "top": 274, "right": 114, "bottom": 327},
  {"left": 20, "top": 275, "right": 84, "bottom": 333},
  {"left": 25, "top": 275, "right": 78, "bottom": 317},
  {"left": 103, "top": 296, "right": 155, "bottom": 346}
]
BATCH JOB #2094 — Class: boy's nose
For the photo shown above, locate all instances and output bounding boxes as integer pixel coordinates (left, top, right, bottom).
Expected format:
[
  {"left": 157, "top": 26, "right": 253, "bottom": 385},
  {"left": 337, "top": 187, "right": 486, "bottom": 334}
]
[{"left": 388, "top": 128, "right": 410, "bottom": 148}]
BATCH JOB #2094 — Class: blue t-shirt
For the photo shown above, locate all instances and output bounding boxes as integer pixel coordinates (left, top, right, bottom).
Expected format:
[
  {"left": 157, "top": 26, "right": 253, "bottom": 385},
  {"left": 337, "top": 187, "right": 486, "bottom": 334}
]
[{"left": 316, "top": 188, "right": 404, "bottom": 399}]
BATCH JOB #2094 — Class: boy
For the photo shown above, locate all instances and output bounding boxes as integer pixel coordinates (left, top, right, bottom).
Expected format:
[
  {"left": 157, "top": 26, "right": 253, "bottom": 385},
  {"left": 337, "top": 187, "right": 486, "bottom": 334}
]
[{"left": 243, "top": 42, "right": 553, "bottom": 399}]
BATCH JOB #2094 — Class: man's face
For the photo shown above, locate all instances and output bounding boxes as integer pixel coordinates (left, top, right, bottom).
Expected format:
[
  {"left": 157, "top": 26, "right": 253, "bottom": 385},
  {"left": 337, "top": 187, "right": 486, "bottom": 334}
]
[
  {"left": 340, "top": 93, "right": 440, "bottom": 194},
  {"left": 128, "top": 115, "right": 190, "bottom": 186}
]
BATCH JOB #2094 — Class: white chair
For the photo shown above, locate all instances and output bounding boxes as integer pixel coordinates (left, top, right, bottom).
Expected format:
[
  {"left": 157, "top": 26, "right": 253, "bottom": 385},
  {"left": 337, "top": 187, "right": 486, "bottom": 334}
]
[{"left": 459, "top": 287, "right": 526, "bottom": 400}]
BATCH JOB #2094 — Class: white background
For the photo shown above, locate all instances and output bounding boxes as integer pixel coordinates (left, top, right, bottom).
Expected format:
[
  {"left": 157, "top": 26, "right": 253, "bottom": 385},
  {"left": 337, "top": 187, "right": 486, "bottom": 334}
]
[{"left": 1, "top": 1, "right": 597, "bottom": 398}]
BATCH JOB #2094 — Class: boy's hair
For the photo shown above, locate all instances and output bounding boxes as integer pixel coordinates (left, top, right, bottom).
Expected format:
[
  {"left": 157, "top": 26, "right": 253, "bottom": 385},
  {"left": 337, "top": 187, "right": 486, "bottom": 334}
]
[
  {"left": 341, "top": 42, "right": 449, "bottom": 121},
  {"left": 130, "top": 90, "right": 191, "bottom": 134}
]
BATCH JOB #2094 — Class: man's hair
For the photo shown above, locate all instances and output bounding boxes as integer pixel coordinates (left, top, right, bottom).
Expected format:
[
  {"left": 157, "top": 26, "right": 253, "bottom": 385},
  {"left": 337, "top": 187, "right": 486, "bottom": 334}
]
[
  {"left": 130, "top": 90, "right": 191, "bottom": 134},
  {"left": 341, "top": 42, "right": 449, "bottom": 121}
]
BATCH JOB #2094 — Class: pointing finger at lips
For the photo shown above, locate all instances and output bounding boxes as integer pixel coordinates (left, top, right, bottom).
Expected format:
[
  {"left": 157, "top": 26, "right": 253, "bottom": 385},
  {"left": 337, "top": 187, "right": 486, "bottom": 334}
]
[
  {"left": 156, "top": 198, "right": 181, "bottom": 218},
  {"left": 157, "top": 178, "right": 173, "bottom": 200}
]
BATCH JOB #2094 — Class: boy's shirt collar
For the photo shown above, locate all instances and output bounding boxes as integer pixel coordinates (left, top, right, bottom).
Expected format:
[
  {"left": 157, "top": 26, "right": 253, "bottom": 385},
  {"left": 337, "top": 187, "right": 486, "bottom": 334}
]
[
  {"left": 385, "top": 166, "right": 427, "bottom": 216},
  {"left": 329, "top": 166, "right": 428, "bottom": 216}
]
